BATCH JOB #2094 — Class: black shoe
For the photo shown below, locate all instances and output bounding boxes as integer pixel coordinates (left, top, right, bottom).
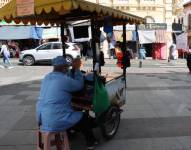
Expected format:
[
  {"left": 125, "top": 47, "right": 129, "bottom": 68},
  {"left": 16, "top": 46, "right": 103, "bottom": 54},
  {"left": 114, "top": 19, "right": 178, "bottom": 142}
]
[
  {"left": 94, "top": 140, "right": 99, "bottom": 145},
  {"left": 87, "top": 142, "right": 95, "bottom": 150}
]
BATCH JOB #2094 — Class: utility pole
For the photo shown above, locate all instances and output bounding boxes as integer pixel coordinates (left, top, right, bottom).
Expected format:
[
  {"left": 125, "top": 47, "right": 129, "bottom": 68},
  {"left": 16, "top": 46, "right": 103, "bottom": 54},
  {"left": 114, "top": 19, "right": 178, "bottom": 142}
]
[{"left": 96, "top": 0, "right": 99, "bottom": 4}]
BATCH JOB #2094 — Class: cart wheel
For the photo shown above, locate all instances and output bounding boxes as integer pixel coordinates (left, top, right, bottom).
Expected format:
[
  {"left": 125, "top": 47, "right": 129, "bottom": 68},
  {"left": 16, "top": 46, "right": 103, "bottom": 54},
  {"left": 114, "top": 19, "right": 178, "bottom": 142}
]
[{"left": 100, "top": 105, "right": 120, "bottom": 140}]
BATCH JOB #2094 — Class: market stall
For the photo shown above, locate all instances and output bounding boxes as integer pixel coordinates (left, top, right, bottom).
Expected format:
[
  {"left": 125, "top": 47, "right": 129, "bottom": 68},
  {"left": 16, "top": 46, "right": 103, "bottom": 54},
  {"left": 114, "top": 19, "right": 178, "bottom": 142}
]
[{"left": 0, "top": 0, "right": 145, "bottom": 143}]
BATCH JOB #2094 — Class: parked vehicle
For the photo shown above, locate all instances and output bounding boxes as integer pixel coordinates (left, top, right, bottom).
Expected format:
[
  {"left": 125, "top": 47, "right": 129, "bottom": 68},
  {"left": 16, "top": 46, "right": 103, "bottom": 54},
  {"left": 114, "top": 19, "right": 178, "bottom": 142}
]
[{"left": 19, "top": 42, "right": 81, "bottom": 66}]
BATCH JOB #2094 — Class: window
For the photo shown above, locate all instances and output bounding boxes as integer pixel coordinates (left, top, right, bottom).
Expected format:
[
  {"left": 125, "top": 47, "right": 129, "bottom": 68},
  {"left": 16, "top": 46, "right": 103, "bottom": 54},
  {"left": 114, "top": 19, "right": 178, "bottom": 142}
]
[
  {"left": 73, "top": 26, "right": 89, "bottom": 39},
  {"left": 37, "top": 43, "right": 52, "bottom": 50},
  {"left": 145, "top": 16, "right": 155, "bottom": 23},
  {"left": 52, "top": 43, "right": 61, "bottom": 49},
  {"left": 126, "top": 6, "right": 129, "bottom": 10}
]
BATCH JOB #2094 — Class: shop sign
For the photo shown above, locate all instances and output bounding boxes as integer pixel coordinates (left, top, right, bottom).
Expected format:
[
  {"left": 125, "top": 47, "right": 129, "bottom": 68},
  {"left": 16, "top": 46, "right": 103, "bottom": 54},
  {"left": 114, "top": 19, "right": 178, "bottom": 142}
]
[
  {"left": 138, "top": 23, "right": 167, "bottom": 30},
  {"left": 172, "top": 23, "right": 182, "bottom": 32},
  {"left": 16, "top": 0, "right": 34, "bottom": 17}
]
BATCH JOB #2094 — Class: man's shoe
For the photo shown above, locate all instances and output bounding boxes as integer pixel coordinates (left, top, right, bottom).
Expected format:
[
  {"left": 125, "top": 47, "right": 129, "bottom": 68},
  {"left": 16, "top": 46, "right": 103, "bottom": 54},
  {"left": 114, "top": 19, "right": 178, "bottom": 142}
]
[
  {"left": 87, "top": 144, "right": 95, "bottom": 150},
  {"left": 8, "top": 66, "right": 14, "bottom": 69},
  {"left": 0, "top": 65, "right": 5, "bottom": 69},
  {"left": 94, "top": 140, "right": 99, "bottom": 145},
  {"left": 87, "top": 141, "right": 96, "bottom": 150}
]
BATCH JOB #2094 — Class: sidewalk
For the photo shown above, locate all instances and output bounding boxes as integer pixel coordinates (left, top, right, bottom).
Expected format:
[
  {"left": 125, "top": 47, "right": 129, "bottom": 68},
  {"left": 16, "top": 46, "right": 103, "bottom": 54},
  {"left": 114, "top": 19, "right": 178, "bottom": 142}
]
[{"left": 0, "top": 58, "right": 191, "bottom": 150}]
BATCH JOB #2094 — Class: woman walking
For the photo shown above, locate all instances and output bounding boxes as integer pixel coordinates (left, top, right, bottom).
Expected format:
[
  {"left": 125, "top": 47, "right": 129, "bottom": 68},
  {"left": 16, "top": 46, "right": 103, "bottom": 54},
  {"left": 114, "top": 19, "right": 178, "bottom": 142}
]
[
  {"left": 186, "top": 50, "right": 191, "bottom": 74},
  {"left": 0, "top": 42, "right": 13, "bottom": 69}
]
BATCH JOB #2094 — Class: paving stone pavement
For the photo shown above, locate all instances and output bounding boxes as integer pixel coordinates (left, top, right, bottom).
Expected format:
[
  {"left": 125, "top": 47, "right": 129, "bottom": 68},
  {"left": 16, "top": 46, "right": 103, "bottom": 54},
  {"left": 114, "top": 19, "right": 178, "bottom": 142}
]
[{"left": 0, "top": 59, "right": 191, "bottom": 150}]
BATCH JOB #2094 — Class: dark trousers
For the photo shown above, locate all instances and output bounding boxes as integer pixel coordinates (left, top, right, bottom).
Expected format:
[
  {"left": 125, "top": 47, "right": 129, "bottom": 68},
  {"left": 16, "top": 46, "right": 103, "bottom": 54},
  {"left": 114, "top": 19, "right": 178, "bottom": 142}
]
[
  {"left": 189, "top": 67, "right": 191, "bottom": 73},
  {"left": 72, "top": 113, "right": 96, "bottom": 143},
  {"left": 187, "top": 62, "right": 191, "bottom": 73}
]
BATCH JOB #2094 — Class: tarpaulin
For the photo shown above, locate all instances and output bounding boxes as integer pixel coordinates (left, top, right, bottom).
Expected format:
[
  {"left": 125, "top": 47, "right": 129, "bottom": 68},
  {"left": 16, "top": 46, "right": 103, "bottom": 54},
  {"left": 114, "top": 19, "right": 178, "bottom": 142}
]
[
  {"left": 138, "top": 30, "right": 156, "bottom": 44},
  {"left": 113, "top": 31, "right": 134, "bottom": 41},
  {"left": 0, "top": 26, "right": 43, "bottom": 40},
  {"left": 175, "top": 32, "right": 188, "bottom": 50},
  {"left": 155, "top": 30, "right": 166, "bottom": 43},
  {"left": 42, "top": 27, "right": 60, "bottom": 39}
]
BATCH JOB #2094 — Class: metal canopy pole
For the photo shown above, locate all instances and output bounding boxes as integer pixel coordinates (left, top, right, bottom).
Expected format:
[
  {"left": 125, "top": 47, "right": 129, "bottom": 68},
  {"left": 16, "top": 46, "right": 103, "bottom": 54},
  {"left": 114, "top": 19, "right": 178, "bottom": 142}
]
[
  {"left": 61, "top": 22, "right": 66, "bottom": 57},
  {"left": 122, "top": 22, "right": 127, "bottom": 87},
  {"left": 91, "top": 16, "right": 97, "bottom": 68}
]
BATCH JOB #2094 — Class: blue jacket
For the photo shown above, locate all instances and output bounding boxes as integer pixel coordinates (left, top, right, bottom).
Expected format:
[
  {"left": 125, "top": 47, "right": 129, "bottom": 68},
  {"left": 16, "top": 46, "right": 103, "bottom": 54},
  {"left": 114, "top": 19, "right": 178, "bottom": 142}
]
[
  {"left": 36, "top": 71, "right": 84, "bottom": 132},
  {"left": 139, "top": 48, "right": 146, "bottom": 59}
]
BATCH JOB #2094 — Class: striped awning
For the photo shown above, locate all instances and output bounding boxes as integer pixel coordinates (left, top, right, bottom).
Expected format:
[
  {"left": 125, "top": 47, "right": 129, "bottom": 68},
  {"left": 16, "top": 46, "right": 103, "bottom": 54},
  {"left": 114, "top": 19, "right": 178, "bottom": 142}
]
[
  {"left": 0, "top": 0, "right": 145, "bottom": 26},
  {"left": 155, "top": 30, "right": 166, "bottom": 43}
]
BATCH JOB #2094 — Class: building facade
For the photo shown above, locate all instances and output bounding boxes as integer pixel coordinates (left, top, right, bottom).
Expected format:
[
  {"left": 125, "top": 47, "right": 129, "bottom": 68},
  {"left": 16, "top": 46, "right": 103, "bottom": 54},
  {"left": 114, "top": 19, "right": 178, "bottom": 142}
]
[
  {"left": 87, "top": 0, "right": 183, "bottom": 31},
  {"left": 0, "top": 0, "right": 10, "bottom": 8},
  {"left": 183, "top": 1, "right": 191, "bottom": 47}
]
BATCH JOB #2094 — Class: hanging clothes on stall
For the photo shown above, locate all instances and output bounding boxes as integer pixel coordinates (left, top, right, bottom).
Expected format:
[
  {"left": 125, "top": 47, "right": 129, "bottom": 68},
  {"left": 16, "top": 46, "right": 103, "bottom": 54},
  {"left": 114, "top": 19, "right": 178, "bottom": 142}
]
[
  {"left": 138, "top": 30, "right": 156, "bottom": 44},
  {"left": 153, "top": 30, "right": 167, "bottom": 60},
  {"left": 176, "top": 32, "right": 188, "bottom": 51},
  {"left": 0, "top": 26, "right": 43, "bottom": 40}
]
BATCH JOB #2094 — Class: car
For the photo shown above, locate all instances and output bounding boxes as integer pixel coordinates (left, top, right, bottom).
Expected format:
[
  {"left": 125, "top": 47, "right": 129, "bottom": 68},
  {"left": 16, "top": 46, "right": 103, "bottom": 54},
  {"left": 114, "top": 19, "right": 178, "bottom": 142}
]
[{"left": 19, "top": 42, "right": 81, "bottom": 66}]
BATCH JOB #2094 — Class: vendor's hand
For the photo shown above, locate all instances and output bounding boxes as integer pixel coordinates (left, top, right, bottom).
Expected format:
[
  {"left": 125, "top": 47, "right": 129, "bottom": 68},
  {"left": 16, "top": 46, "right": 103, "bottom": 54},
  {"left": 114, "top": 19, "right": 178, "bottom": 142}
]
[
  {"left": 72, "top": 65, "right": 81, "bottom": 71},
  {"left": 72, "top": 58, "right": 82, "bottom": 70}
]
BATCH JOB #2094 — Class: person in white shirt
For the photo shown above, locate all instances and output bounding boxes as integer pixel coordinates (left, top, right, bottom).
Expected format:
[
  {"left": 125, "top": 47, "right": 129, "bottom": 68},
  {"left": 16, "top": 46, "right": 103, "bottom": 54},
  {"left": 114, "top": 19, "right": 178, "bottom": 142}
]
[{"left": 0, "top": 42, "right": 13, "bottom": 69}]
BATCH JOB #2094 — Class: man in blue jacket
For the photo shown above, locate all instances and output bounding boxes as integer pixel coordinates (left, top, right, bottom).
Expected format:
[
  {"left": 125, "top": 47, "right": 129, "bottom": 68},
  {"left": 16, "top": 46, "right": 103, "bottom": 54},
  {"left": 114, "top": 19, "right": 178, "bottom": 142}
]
[
  {"left": 36, "top": 56, "right": 96, "bottom": 150},
  {"left": 138, "top": 45, "right": 146, "bottom": 68}
]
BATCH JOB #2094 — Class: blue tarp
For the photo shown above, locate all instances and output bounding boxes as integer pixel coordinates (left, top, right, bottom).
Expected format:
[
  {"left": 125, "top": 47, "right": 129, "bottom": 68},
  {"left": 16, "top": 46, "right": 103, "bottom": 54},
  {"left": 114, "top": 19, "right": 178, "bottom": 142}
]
[{"left": 0, "top": 26, "right": 43, "bottom": 40}]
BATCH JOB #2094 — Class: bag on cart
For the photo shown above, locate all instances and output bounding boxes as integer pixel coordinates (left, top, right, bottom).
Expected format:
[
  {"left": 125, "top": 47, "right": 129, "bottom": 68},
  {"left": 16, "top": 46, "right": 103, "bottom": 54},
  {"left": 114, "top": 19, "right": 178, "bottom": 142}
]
[{"left": 93, "top": 76, "right": 111, "bottom": 114}]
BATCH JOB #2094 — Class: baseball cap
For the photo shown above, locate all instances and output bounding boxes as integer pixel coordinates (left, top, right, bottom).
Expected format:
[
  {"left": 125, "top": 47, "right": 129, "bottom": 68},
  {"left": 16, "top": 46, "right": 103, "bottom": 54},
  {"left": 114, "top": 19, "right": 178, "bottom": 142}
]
[{"left": 52, "top": 56, "right": 70, "bottom": 66}]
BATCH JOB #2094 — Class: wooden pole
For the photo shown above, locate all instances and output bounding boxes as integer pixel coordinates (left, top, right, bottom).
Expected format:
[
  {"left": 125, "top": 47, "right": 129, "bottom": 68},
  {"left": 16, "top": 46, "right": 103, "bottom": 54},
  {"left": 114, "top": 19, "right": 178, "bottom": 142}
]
[
  {"left": 61, "top": 22, "right": 66, "bottom": 57},
  {"left": 122, "top": 22, "right": 127, "bottom": 87},
  {"left": 91, "top": 16, "right": 97, "bottom": 68}
]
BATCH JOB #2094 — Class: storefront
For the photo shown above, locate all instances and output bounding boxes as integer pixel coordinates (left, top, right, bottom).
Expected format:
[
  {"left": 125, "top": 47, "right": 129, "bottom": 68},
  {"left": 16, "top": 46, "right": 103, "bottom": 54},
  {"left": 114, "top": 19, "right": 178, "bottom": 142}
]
[
  {"left": 113, "top": 25, "right": 137, "bottom": 58},
  {"left": 137, "top": 23, "right": 167, "bottom": 60},
  {"left": 183, "top": 2, "right": 191, "bottom": 48}
]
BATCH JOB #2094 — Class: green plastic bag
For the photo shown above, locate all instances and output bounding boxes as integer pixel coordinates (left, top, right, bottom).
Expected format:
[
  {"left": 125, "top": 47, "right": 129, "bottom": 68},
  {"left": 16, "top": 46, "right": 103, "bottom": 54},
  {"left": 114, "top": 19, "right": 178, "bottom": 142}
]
[{"left": 93, "top": 76, "right": 111, "bottom": 114}]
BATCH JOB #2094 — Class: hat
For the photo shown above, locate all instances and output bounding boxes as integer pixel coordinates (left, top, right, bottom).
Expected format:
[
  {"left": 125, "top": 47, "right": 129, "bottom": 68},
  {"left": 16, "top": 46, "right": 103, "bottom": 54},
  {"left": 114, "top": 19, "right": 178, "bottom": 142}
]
[{"left": 52, "top": 56, "right": 70, "bottom": 66}]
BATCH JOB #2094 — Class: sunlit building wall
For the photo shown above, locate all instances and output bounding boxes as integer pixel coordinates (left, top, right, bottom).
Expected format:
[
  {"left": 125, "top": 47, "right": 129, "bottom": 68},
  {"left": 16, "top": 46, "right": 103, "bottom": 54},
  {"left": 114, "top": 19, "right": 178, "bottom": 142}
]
[{"left": 86, "top": 0, "right": 183, "bottom": 31}]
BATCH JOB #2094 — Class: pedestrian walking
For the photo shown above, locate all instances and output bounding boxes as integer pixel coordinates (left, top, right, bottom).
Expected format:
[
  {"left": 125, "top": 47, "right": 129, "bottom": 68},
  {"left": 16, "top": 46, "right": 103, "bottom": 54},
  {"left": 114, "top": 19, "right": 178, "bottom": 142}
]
[
  {"left": 138, "top": 45, "right": 146, "bottom": 68},
  {"left": 81, "top": 42, "right": 88, "bottom": 60},
  {"left": 0, "top": 41, "right": 13, "bottom": 69},
  {"left": 186, "top": 50, "right": 191, "bottom": 74},
  {"left": 107, "top": 33, "right": 116, "bottom": 59},
  {"left": 168, "top": 43, "right": 177, "bottom": 62}
]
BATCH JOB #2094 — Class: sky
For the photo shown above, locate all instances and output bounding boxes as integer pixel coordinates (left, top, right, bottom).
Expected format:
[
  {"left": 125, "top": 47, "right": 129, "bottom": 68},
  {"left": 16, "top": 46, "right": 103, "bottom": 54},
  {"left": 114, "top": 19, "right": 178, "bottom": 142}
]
[{"left": 184, "top": 0, "right": 191, "bottom": 4}]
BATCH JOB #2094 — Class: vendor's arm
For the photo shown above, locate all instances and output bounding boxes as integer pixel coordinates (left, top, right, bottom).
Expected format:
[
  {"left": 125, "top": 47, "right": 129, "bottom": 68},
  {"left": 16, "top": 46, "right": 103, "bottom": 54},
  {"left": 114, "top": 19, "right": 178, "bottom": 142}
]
[{"left": 65, "top": 71, "right": 84, "bottom": 92}]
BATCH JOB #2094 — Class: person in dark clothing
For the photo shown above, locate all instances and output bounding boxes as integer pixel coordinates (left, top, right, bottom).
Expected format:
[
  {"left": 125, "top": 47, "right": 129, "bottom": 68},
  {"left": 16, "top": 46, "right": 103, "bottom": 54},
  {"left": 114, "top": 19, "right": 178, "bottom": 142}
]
[
  {"left": 186, "top": 50, "right": 191, "bottom": 74},
  {"left": 81, "top": 42, "right": 88, "bottom": 60}
]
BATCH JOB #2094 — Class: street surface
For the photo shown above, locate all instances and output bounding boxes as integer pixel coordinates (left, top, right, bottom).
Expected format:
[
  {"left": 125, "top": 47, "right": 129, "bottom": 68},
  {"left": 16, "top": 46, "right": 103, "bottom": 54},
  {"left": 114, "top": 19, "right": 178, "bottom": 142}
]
[{"left": 0, "top": 58, "right": 191, "bottom": 150}]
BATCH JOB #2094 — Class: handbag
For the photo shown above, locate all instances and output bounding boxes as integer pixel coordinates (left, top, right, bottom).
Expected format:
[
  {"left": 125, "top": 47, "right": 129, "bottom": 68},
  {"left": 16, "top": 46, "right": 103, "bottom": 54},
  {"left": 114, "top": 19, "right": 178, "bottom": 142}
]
[{"left": 93, "top": 76, "right": 111, "bottom": 114}]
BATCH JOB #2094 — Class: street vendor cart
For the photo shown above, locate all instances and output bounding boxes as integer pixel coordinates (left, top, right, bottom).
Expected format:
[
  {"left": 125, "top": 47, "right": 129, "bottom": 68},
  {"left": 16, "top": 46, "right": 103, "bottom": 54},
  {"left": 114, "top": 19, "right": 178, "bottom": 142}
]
[{"left": 0, "top": 0, "right": 145, "bottom": 142}]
